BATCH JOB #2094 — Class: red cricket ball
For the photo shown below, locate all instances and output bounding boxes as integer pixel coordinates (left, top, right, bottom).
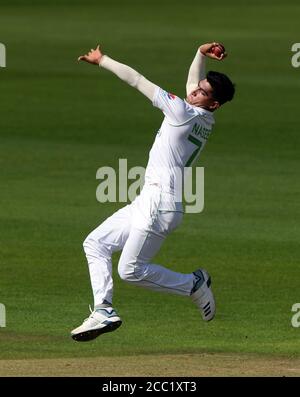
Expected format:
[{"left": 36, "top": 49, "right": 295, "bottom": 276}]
[{"left": 211, "top": 44, "right": 225, "bottom": 58}]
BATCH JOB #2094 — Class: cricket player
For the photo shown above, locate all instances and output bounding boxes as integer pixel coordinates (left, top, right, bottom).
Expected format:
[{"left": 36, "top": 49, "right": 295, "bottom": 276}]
[{"left": 71, "top": 42, "right": 235, "bottom": 341}]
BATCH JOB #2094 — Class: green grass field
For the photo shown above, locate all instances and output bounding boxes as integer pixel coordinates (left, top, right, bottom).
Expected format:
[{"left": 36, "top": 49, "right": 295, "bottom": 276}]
[{"left": 0, "top": 0, "right": 300, "bottom": 372}]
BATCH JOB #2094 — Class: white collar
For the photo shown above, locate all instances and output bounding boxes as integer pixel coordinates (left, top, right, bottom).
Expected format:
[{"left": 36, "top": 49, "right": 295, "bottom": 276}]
[{"left": 184, "top": 100, "right": 215, "bottom": 124}]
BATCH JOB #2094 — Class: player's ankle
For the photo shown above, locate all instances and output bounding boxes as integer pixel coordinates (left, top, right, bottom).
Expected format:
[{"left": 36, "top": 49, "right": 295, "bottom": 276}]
[{"left": 94, "top": 300, "right": 112, "bottom": 310}]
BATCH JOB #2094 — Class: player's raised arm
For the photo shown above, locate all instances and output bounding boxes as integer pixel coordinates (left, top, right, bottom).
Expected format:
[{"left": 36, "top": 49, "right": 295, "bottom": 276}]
[
  {"left": 186, "top": 42, "right": 227, "bottom": 96},
  {"left": 78, "top": 45, "right": 158, "bottom": 102}
]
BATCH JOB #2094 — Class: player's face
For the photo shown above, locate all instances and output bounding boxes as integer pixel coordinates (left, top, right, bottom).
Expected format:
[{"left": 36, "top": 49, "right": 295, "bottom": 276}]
[{"left": 186, "top": 79, "right": 220, "bottom": 111}]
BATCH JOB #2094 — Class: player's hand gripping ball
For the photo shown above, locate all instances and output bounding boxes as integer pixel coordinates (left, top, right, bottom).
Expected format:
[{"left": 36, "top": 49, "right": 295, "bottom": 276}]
[{"left": 211, "top": 44, "right": 225, "bottom": 58}]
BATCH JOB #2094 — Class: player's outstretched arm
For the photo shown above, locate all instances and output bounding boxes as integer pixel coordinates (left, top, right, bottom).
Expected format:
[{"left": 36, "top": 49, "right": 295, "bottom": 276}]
[
  {"left": 186, "top": 42, "right": 227, "bottom": 96},
  {"left": 78, "top": 45, "right": 158, "bottom": 102}
]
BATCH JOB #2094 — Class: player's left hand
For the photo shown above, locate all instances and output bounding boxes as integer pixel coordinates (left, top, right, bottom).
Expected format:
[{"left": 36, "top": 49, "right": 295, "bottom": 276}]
[{"left": 78, "top": 45, "right": 103, "bottom": 65}]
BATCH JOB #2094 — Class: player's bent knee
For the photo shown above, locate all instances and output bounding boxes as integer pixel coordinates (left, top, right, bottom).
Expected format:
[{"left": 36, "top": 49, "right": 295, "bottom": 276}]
[
  {"left": 118, "top": 258, "right": 148, "bottom": 283},
  {"left": 82, "top": 234, "right": 94, "bottom": 253},
  {"left": 118, "top": 262, "right": 134, "bottom": 282},
  {"left": 83, "top": 233, "right": 109, "bottom": 257}
]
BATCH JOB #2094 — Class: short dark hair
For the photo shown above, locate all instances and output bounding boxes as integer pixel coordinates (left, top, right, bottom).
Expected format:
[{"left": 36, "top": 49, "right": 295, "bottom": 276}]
[{"left": 206, "top": 71, "right": 235, "bottom": 105}]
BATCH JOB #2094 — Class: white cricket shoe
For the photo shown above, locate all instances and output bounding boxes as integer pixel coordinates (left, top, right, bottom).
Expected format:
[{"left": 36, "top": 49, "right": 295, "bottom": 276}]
[
  {"left": 71, "top": 306, "right": 122, "bottom": 342},
  {"left": 190, "top": 269, "right": 216, "bottom": 322}
]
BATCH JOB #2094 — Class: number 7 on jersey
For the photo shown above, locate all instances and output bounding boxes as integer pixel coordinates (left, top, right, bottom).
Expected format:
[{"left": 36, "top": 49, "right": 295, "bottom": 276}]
[{"left": 185, "top": 135, "right": 203, "bottom": 167}]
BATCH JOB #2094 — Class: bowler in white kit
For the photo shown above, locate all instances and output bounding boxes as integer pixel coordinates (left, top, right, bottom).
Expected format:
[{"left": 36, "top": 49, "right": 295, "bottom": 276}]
[{"left": 71, "top": 42, "right": 235, "bottom": 341}]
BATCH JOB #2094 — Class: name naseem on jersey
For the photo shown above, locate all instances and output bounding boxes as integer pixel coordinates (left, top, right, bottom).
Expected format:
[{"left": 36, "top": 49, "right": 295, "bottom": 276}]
[{"left": 191, "top": 122, "right": 211, "bottom": 140}]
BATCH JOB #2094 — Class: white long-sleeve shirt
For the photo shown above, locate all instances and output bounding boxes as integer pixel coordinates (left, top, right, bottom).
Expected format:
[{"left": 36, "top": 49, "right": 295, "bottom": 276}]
[
  {"left": 99, "top": 51, "right": 214, "bottom": 212},
  {"left": 186, "top": 50, "right": 206, "bottom": 95}
]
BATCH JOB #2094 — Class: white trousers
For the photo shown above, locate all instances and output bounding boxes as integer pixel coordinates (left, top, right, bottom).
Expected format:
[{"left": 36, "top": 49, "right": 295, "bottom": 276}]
[{"left": 83, "top": 184, "right": 194, "bottom": 306}]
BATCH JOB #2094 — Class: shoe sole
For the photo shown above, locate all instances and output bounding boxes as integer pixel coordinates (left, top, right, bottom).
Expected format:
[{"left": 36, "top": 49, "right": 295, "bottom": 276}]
[{"left": 71, "top": 320, "right": 122, "bottom": 342}]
